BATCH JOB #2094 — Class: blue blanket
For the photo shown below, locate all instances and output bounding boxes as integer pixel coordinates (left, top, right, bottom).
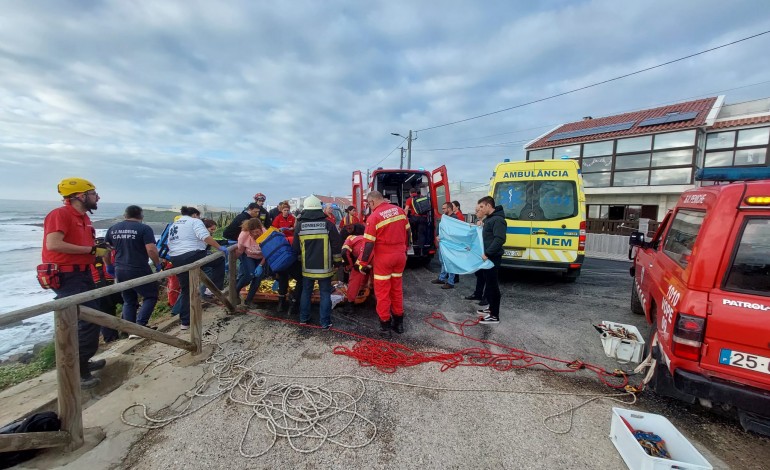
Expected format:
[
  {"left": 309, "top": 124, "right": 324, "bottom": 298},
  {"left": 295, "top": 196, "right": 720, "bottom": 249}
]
[{"left": 438, "top": 216, "right": 494, "bottom": 274}]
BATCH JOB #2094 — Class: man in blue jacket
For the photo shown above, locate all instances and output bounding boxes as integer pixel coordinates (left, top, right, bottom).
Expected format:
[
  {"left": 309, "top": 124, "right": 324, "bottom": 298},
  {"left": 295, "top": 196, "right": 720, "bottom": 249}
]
[{"left": 475, "top": 196, "right": 506, "bottom": 324}]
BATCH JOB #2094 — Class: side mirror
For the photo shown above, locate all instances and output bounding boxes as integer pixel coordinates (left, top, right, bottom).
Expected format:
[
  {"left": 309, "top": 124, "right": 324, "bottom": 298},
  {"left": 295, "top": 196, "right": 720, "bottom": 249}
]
[{"left": 628, "top": 231, "right": 645, "bottom": 247}]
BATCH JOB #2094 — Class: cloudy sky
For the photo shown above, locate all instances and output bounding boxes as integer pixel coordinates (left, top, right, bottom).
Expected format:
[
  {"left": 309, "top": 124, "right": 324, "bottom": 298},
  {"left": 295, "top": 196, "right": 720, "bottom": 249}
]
[{"left": 1, "top": 0, "right": 769, "bottom": 208}]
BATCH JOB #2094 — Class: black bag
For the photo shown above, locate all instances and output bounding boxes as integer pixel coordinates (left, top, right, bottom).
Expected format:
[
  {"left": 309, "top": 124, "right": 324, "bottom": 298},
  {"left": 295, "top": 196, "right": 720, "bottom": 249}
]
[
  {"left": 0, "top": 411, "right": 61, "bottom": 469},
  {"left": 412, "top": 196, "right": 431, "bottom": 215}
]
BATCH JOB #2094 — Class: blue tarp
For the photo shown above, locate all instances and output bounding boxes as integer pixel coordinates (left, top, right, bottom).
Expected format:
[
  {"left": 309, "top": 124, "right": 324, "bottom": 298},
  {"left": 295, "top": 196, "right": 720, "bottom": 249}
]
[{"left": 438, "top": 216, "right": 494, "bottom": 275}]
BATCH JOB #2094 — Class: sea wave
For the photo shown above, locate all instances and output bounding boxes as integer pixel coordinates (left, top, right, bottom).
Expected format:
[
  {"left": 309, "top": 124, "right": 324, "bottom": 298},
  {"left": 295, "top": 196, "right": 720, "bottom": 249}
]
[{"left": 0, "top": 241, "right": 42, "bottom": 253}]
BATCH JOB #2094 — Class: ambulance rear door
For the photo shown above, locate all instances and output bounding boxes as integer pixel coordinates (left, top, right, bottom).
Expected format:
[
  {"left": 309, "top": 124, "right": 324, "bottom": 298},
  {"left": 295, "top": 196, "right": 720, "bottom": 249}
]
[
  {"left": 492, "top": 166, "right": 532, "bottom": 261},
  {"left": 352, "top": 170, "right": 364, "bottom": 215},
  {"left": 430, "top": 165, "right": 450, "bottom": 219}
]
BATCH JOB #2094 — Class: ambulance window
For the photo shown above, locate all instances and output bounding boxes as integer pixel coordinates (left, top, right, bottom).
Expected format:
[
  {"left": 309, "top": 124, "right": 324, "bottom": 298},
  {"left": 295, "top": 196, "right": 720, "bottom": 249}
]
[
  {"left": 493, "top": 182, "right": 527, "bottom": 220},
  {"left": 662, "top": 209, "right": 705, "bottom": 268},
  {"left": 493, "top": 181, "right": 577, "bottom": 221},
  {"left": 723, "top": 218, "right": 770, "bottom": 296}
]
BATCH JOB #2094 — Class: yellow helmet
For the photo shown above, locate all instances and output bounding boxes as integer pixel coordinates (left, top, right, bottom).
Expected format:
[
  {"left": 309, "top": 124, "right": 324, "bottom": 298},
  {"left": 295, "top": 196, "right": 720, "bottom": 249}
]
[{"left": 58, "top": 177, "right": 95, "bottom": 197}]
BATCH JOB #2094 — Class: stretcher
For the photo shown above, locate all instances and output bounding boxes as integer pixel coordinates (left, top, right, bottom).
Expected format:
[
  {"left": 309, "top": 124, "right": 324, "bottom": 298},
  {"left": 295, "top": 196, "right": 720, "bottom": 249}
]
[{"left": 241, "top": 276, "right": 372, "bottom": 305}]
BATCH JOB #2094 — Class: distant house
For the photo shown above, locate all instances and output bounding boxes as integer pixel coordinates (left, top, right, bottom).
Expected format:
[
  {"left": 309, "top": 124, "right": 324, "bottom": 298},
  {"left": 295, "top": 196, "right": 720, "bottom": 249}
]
[
  {"left": 523, "top": 95, "right": 770, "bottom": 222},
  {"left": 308, "top": 194, "right": 352, "bottom": 209}
]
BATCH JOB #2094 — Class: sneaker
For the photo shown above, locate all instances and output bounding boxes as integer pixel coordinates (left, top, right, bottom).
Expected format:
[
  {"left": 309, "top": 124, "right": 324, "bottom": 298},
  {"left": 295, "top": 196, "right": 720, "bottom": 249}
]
[
  {"left": 479, "top": 315, "right": 499, "bottom": 324},
  {"left": 476, "top": 307, "right": 491, "bottom": 315},
  {"left": 441, "top": 283, "right": 455, "bottom": 289},
  {"left": 321, "top": 324, "right": 333, "bottom": 330},
  {"left": 478, "top": 299, "right": 489, "bottom": 307},
  {"left": 180, "top": 325, "right": 189, "bottom": 331},
  {"left": 464, "top": 294, "right": 481, "bottom": 301},
  {"left": 128, "top": 334, "right": 141, "bottom": 340},
  {"left": 431, "top": 279, "right": 445, "bottom": 285},
  {"left": 87, "top": 359, "right": 106, "bottom": 372},
  {"left": 80, "top": 375, "right": 100, "bottom": 389}
]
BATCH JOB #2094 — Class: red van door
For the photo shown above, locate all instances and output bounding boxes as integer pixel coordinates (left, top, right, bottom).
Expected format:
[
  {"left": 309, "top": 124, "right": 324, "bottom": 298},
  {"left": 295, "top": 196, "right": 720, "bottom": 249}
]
[
  {"left": 701, "top": 216, "right": 770, "bottom": 388},
  {"left": 352, "top": 170, "right": 364, "bottom": 216},
  {"left": 430, "top": 165, "right": 450, "bottom": 219}
]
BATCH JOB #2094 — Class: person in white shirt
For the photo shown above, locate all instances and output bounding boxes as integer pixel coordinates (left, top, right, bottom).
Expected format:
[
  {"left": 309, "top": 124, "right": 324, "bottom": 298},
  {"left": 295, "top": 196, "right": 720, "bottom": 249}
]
[{"left": 167, "top": 206, "right": 227, "bottom": 330}]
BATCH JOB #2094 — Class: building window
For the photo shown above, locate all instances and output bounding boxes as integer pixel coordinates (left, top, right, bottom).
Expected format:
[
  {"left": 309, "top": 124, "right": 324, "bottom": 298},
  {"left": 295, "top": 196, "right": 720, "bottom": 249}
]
[
  {"left": 653, "top": 130, "right": 696, "bottom": 150},
  {"left": 587, "top": 204, "right": 658, "bottom": 220},
  {"left": 582, "top": 141, "right": 613, "bottom": 157},
  {"left": 705, "top": 126, "right": 770, "bottom": 168},
  {"left": 527, "top": 148, "right": 553, "bottom": 160},
  {"left": 554, "top": 145, "right": 580, "bottom": 159},
  {"left": 615, "top": 153, "right": 651, "bottom": 170},
  {"left": 582, "top": 156, "right": 612, "bottom": 172},
  {"left": 613, "top": 170, "right": 649, "bottom": 186},
  {"left": 650, "top": 167, "right": 691, "bottom": 185},
  {"left": 583, "top": 172, "right": 610, "bottom": 187},
  {"left": 651, "top": 149, "right": 693, "bottom": 167},
  {"left": 616, "top": 135, "right": 652, "bottom": 153}
]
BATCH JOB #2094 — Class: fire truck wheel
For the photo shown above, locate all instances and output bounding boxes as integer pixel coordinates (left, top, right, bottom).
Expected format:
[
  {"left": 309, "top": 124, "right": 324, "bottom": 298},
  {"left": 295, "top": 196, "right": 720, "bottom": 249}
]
[{"left": 630, "top": 282, "right": 645, "bottom": 315}]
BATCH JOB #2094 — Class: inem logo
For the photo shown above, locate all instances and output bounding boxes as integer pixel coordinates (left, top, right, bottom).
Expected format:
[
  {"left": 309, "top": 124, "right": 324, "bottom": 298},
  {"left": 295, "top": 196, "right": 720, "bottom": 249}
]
[{"left": 503, "top": 170, "right": 570, "bottom": 178}]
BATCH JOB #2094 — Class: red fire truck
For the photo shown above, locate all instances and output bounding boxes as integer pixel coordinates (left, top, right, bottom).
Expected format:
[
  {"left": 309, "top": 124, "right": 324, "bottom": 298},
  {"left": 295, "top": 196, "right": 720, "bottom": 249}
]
[
  {"left": 351, "top": 166, "right": 450, "bottom": 260},
  {"left": 629, "top": 167, "right": 770, "bottom": 435}
]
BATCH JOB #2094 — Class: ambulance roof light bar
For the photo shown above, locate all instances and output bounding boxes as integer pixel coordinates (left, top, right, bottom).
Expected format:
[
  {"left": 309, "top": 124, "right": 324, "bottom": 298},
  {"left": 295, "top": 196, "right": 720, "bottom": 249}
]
[{"left": 695, "top": 167, "right": 770, "bottom": 182}]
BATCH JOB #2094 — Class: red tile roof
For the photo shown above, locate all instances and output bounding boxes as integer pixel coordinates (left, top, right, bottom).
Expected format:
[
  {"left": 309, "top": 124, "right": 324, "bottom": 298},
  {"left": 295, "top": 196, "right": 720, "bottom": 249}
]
[
  {"left": 711, "top": 115, "right": 770, "bottom": 129},
  {"left": 527, "top": 97, "right": 717, "bottom": 149},
  {"left": 313, "top": 194, "right": 352, "bottom": 207}
]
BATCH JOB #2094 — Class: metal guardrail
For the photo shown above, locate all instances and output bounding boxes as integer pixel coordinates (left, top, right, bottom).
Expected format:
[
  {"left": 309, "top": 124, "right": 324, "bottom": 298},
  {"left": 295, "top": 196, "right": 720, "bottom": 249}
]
[{"left": 0, "top": 246, "right": 239, "bottom": 453}]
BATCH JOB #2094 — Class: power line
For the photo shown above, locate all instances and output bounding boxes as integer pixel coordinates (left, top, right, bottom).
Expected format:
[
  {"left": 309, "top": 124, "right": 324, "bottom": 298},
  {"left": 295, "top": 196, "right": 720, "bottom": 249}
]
[
  {"left": 368, "top": 136, "right": 406, "bottom": 170},
  {"left": 415, "top": 30, "right": 770, "bottom": 133}
]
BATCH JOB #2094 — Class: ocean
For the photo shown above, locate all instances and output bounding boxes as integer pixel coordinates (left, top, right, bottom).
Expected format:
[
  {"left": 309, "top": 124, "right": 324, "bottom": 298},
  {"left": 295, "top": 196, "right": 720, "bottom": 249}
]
[{"left": 0, "top": 199, "right": 169, "bottom": 360}]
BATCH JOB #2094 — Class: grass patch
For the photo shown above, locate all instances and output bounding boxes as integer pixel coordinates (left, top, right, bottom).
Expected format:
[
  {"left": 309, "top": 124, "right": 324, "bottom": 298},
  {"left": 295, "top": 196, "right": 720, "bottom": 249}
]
[
  {"left": 150, "top": 299, "right": 173, "bottom": 323},
  {"left": 0, "top": 343, "right": 56, "bottom": 392}
]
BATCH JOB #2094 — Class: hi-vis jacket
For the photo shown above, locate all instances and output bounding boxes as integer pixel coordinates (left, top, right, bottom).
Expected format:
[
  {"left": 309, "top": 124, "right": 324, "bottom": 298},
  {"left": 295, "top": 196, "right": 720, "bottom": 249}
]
[
  {"left": 342, "top": 235, "right": 366, "bottom": 267},
  {"left": 359, "top": 202, "right": 410, "bottom": 266},
  {"left": 291, "top": 210, "right": 342, "bottom": 278}
]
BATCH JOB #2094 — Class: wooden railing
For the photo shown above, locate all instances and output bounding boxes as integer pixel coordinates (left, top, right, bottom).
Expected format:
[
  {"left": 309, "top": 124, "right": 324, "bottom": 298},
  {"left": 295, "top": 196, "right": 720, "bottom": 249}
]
[
  {"left": 586, "top": 219, "right": 661, "bottom": 237},
  {"left": 0, "top": 246, "right": 239, "bottom": 453}
]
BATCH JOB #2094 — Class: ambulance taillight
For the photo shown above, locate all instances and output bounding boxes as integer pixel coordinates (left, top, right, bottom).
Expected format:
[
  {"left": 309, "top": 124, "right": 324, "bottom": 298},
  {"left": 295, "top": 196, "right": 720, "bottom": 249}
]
[{"left": 578, "top": 221, "right": 586, "bottom": 251}]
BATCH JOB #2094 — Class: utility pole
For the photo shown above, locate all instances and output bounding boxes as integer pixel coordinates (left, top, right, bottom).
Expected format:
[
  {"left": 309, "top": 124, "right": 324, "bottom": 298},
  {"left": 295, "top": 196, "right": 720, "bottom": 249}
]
[
  {"left": 366, "top": 169, "right": 370, "bottom": 184},
  {"left": 407, "top": 130, "right": 413, "bottom": 169},
  {"left": 399, "top": 147, "right": 405, "bottom": 169}
]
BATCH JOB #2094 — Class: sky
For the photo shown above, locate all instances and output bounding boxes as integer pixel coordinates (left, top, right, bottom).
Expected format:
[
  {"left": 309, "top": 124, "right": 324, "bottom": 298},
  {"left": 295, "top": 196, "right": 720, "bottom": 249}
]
[{"left": 1, "top": 0, "right": 770, "bottom": 209}]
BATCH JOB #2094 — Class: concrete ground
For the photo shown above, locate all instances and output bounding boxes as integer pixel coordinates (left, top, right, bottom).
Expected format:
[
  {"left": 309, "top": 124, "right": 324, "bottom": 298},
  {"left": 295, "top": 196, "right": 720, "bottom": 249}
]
[{"left": 12, "top": 258, "right": 770, "bottom": 469}]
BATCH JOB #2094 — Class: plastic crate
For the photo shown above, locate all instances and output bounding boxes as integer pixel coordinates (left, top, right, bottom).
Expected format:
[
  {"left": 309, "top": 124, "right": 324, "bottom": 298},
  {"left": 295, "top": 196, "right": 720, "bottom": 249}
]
[
  {"left": 610, "top": 407, "right": 712, "bottom": 470},
  {"left": 600, "top": 321, "right": 645, "bottom": 364}
]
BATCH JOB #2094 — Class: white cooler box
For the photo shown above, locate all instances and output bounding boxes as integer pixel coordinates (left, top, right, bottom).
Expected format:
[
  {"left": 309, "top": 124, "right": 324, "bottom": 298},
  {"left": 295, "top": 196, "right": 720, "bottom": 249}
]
[
  {"left": 601, "top": 321, "right": 646, "bottom": 364},
  {"left": 610, "top": 407, "right": 712, "bottom": 470}
]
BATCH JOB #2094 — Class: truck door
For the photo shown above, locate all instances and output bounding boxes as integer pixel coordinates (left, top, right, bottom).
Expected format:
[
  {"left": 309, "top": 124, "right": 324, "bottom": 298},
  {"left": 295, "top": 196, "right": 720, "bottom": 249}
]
[
  {"left": 634, "top": 211, "right": 672, "bottom": 321},
  {"left": 352, "top": 170, "right": 364, "bottom": 216},
  {"left": 701, "top": 216, "right": 770, "bottom": 388},
  {"left": 430, "top": 165, "right": 450, "bottom": 219}
]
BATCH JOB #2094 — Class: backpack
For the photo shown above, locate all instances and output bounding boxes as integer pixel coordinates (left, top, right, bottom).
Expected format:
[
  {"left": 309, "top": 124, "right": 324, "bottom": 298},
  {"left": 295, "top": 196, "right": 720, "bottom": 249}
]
[
  {"left": 413, "top": 196, "right": 432, "bottom": 215},
  {"left": 0, "top": 411, "right": 61, "bottom": 469},
  {"left": 156, "top": 223, "right": 173, "bottom": 260},
  {"left": 257, "top": 228, "right": 297, "bottom": 273}
]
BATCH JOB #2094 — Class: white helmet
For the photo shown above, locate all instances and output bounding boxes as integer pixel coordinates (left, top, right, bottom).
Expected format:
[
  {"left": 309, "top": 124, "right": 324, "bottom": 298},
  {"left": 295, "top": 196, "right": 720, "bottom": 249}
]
[{"left": 303, "top": 195, "right": 322, "bottom": 210}]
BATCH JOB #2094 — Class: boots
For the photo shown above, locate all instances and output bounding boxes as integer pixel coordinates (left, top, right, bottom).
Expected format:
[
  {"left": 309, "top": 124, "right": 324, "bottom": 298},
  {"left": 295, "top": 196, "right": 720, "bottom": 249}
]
[
  {"left": 379, "top": 320, "right": 392, "bottom": 339},
  {"left": 276, "top": 295, "right": 287, "bottom": 313},
  {"left": 391, "top": 314, "right": 404, "bottom": 334}
]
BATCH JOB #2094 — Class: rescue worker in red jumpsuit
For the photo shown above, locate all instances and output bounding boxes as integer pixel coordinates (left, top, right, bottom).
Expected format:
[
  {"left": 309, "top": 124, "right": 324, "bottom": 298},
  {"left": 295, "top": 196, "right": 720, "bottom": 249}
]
[
  {"left": 357, "top": 191, "right": 410, "bottom": 336},
  {"left": 341, "top": 225, "right": 369, "bottom": 311},
  {"left": 404, "top": 187, "right": 428, "bottom": 257}
]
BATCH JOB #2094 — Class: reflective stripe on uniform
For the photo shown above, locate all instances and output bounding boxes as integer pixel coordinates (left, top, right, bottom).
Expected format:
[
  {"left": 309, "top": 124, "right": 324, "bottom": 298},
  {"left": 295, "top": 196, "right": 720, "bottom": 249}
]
[
  {"left": 375, "top": 214, "right": 407, "bottom": 230},
  {"left": 391, "top": 272, "right": 403, "bottom": 278},
  {"left": 373, "top": 274, "right": 392, "bottom": 280},
  {"left": 364, "top": 233, "right": 376, "bottom": 241}
]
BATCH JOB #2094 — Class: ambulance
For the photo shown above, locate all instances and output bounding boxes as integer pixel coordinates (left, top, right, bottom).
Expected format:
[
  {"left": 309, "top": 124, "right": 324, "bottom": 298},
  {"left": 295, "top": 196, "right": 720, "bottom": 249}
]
[
  {"left": 351, "top": 166, "right": 450, "bottom": 260},
  {"left": 489, "top": 159, "right": 586, "bottom": 281},
  {"left": 629, "top": 167, "right": 770, "bottom": 435}
]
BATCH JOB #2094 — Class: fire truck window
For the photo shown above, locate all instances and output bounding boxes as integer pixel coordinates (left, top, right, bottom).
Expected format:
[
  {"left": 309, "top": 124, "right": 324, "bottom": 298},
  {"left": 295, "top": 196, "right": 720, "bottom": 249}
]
[
  {"left": 494, "top": 181, "right": 577, "bottom": 221},
  {"left": 662, "top": 209, "right": 705, "bottom": 268},
  {"left": 724, "top": 218, "right": 770, "bottom": 296}
]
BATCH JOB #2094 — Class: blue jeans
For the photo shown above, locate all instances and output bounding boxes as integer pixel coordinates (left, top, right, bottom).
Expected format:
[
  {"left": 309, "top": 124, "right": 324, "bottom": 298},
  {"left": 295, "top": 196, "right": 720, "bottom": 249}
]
[
  {"left": 116, "top": 266, "right": 158, "bottom": 326},
  {"left": 438, "top": 252, "right": 455, "bottom": 286},
  {"left": 170, "top": 250, "right": 225, "bottom": 327},
  {"left": 236, "top": 256, "right": 259, "bottom": 292},
  {"left": 300, "top": 277, "right": 332, "bottom": 327}
]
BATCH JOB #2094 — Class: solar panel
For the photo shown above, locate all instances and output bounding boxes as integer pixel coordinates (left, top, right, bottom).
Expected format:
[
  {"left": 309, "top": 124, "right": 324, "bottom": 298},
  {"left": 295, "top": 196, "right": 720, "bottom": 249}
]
[
  {"left": 638, "top": 111, "right": 698, "bottom": 127},
  {"left": 546, "top": 120, "right": 636, "bottom": 142}
]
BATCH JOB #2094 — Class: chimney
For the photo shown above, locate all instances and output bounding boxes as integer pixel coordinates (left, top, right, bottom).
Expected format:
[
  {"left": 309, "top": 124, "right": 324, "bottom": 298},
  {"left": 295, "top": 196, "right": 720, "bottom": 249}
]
[{"left": 583, "top": 116, "right": 593, "bottom": 120}]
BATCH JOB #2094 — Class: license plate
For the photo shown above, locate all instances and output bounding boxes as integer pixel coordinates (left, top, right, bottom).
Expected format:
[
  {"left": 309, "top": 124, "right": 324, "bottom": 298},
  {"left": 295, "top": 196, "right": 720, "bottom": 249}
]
[
  {"left": 407, "top": 246, "right": 414, "bottom": 255},
  {"left": 504, "top": 249, "right": 523, "bottom": 258},
  {"left": 719, "top": 349, "right": 770, "bottom": 375}
]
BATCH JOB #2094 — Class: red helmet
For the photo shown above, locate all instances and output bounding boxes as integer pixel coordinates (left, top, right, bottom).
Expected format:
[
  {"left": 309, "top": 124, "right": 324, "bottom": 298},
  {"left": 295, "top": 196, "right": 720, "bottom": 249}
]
[{"left": 253, "top": 193, "right": 266, "bottom": 202}]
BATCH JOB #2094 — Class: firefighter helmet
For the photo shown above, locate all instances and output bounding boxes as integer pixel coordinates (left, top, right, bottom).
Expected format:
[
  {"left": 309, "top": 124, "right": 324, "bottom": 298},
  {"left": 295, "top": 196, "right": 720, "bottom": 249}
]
[
  {"left": 304, "top": 195, "right": 322, "bottom": 210},
  {"left": 58, "top": 177, "right": 95, "bottom": 197},
  {"left": 253, "top": 192, "right": 266, "bottom": 202}
]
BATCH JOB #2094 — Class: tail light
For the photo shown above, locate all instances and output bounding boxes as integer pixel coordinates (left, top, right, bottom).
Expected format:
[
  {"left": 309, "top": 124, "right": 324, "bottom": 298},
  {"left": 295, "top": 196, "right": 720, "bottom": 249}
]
[
  {"left": 672, "top": 313, "right": 705, "bottom": 361},
  {"left": 578, "top": 221, "right": 586, "bottom": 251}
]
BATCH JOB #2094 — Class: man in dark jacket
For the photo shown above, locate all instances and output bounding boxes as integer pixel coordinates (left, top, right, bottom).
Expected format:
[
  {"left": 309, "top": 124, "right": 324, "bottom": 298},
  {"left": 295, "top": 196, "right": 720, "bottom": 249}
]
[
  {"left": 223, "top": 203, "right": 260, "bottom": 242},
  {"left": 252, "top": 193, "right": 272, "bottom": 228},
  {"left": 476, "top": 196, "right": 506, "bottom": 324},
  {"left": 291, "top": 195, "right": 343, "bottom": 329}
]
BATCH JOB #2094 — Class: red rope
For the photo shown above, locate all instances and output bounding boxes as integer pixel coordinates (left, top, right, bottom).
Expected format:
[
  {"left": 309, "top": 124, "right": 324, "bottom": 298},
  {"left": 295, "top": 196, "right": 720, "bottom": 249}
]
[{"left": 246, "top": 310, "right": 629, "bottom": 390}]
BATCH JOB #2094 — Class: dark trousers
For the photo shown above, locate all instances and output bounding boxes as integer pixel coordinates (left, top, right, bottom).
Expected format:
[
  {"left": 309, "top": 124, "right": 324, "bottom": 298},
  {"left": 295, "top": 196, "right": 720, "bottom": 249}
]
[
  {"left": 116, "top": 266, "right": 158, "bottom": 326},
  {"left": 277, "top": 261, "right": 304, "bottom": 302},
  {"left": 52, "top": 271, "right": 102, "bottom": 377},
  {"left": 409, "top": 215, "right": 428, "bottom": 255},
  {"left": 473, "top": 270, "right": 486, "bottom": 299},
  {"left": 481, "top": 258, "right": 501, "bottom": 319},
  {"left": 169, "top": 250, "right": 225, "bottom": 326}
]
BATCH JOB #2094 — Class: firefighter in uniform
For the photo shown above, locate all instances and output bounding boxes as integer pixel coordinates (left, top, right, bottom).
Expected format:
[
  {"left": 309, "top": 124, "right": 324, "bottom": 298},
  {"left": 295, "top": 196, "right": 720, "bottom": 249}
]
[
  {"left": 357, "top": 191, "right": 410, "bottom": 336},
  {"left": 404, "top": 188, "right": 428, "bottom": 257},
  {"left": 41, "top": 177, "right": 111, "bottom": 389},
  {"left": 340, "top": 224, "right": 368, "bottom": 310}
]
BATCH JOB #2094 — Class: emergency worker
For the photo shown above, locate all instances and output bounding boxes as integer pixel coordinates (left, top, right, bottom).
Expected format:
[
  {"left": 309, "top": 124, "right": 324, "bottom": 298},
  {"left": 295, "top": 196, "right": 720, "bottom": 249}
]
[
  {"left": 291, "top": 196, "right": 343, "bottom": 329},
  {"left": 452, "top": 201, "right": 464, "bottom": 221},
  {"left": 358, "top": 191, "right": 410, "bottom": 336},
  {"left": 340, "top": 224, "right": 368, "bottom": 310},
  {"left": 272, "top": 203, "right": 296, "bottom": 237},
  {"left": 252, "top": 193, "right": 272, "bottom": 228},
  {"left": 41, "top": 177, "right": 109, "bottom": 389},
  {"left": 404, "top": 188, "right": 428, "bottom": 256},
  {"left": 339, "top": 206, "right": 360, "bottom": 234}
]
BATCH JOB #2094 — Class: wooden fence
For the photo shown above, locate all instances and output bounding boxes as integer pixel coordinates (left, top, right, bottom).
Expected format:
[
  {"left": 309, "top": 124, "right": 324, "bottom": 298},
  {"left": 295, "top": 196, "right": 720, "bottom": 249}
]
[
  {"left": 0, "top": 246, "right": 239, "bottom": 453},
  {"left": 586, "top": 219, "right": 660, "bottom": 237}
]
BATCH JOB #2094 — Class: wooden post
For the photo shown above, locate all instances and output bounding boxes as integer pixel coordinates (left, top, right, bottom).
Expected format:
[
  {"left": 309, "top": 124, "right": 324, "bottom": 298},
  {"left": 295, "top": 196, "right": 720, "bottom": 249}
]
[
  {"left": 78, "top": 306, "right": 195, "bottom": 352},
  {"left": 199, "top": 271, "right": 235, "bottom": 312},
  {"left": 189, "top": 267, "right": 203, "bottom": 355},
  {"left": 54, "top": 306, "right": 83, "bottom": 452},
  {"left": 0, "top": 431, "right": 71, "bottom": 452},
  {"left": 228, "top": 247, "right": 239, "bottom": 310}
]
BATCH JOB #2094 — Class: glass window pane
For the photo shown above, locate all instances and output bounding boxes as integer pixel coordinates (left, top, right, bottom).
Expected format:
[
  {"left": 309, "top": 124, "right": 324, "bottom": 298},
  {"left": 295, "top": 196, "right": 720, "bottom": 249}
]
[
  {"left": 554, "top": 145, "right": 580, "bottom": 159},
  {"left": 734, "top": 148, "right": 767, "bottom": 166},
  {"left": 615, "top": 153, "right": 650, "bottom": 170},
  {"left": 737, "top": 127, "right": 770, "bottom": 147},
  {"left": 528, "top": 148, "right": 553, "bottom": 160},
  {"left": 492, "top": 181, "right": 577, "bottom": 221},
  {"left": 581, "top": 156, "right": 613, "bottom": 173},
  {"left": 723, "top": 218, "right": 770, "bottom": 296},
  {"left": 617, "top": 135, "right": 652, "bottom": 153},
  {"left": 613, "top": 170, "right": 649, "bottom": 186},
  {"left": 653, "top": 130, "right": 696, "bottom": 149},
  {"left": 582, "top": 141, "right": 613, "bottom": 157},
  {"left": 588, "top": 205, "right": 600, "bottom": 218},
  {"left": 651, "top": 149, "right": 693, "bottom": 167},
  {"left": 650, "top": 168, "right": 691, "bottom": 185},
  {"left": 706, "top": 131, "right": 735, "bottom": 150},
  {"left": 705, "top": 151, "right": 733, "bottom": 167},
  {"left": 583, "top": 172, "right": 610, "bottom": 188},
  {"left": 626, "top": 206, "right": 642, "bottom": 221},
  {"left": 663, "top": 209, "right": 705, "bottom": 268}
]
